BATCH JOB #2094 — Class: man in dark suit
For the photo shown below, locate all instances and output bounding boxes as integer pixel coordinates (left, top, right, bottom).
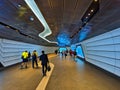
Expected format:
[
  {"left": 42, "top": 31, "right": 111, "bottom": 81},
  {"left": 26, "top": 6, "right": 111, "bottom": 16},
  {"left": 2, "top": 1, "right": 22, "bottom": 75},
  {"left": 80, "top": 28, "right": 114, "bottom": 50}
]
[{"left": 40, "top": 51, "right": 49, "bottom": 76}]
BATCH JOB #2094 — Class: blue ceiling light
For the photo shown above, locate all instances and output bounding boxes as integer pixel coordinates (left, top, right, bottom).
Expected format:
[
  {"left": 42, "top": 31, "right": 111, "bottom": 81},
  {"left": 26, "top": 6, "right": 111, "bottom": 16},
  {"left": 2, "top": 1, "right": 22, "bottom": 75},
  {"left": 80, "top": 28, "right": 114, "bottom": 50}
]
[
  {"left": 79, "top": 24, "right": 92, "bottom": 41},
  {"left": 57, "top": 32, "right": 71, "bottom": 46},
  {"left": 24, "top": 0, "right": 58, "bottom": 44}
]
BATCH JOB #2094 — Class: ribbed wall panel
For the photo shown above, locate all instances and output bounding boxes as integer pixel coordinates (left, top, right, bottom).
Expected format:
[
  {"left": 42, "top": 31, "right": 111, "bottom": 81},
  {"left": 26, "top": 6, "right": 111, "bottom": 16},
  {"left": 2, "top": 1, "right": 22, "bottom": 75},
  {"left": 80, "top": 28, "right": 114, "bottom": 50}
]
[
  {"left": 0, "top": 39, "right": 58, "bottom": 67},
  {"left": 80, "top": 28, "right": 120, "bottom": 77}
]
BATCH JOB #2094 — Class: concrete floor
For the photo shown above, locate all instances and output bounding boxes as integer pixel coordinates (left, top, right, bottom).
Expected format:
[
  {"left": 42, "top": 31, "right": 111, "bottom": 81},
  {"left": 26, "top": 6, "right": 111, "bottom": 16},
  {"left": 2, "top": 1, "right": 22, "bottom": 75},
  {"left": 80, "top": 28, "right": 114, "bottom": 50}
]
[
  {"left": 0, "top": 54, "right": 120, "bottom": 90},
  {"left": 46, "top": 56, "right": 120, "bottom": 90},
  {"left": 0, "top": 54, "right": 56, "bottom": 90},
  {"left": 0, "top": 61, "right": 42, "bottom": 90}
]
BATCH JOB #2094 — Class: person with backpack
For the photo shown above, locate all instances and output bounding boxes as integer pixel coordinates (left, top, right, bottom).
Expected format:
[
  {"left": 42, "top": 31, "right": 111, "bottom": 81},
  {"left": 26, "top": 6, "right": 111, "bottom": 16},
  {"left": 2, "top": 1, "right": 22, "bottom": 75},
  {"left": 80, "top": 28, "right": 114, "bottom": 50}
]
[{"left": 32, "top": 50, "right": 38, "bottom": 68}]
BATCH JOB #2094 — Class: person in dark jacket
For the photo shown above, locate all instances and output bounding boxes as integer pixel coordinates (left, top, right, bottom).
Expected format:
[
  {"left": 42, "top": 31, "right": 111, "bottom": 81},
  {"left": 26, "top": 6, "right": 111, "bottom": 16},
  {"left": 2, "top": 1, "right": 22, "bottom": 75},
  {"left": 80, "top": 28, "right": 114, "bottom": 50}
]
[{"left": 39, "top": 51, "right": 49, "bottom": 76}]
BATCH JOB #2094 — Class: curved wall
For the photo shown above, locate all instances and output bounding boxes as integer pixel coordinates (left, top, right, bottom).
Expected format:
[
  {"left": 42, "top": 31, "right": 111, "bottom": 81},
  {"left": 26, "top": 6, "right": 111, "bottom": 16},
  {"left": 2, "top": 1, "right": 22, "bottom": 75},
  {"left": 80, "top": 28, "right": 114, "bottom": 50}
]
[
  {"left": 81, "top": 28, "right": 120, "bottom": 77},
  {"left": 0, "top": 39, "right": 58, "bottom": 67}
]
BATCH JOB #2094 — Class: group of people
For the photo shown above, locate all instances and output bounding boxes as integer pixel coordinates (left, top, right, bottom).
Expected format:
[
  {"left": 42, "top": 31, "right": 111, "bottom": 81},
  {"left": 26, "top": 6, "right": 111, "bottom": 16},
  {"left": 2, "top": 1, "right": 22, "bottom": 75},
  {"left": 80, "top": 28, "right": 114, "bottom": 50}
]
[
  {"left": 69, "top": 49, "right": 77, "bottom": 58},
  {"left": 57, "top": 49, "right": 77, "bottom": 59},
  {"left": 21, "top": 50, "right": 49, "bottom": 76},
  {"left": 61, "top": 50, "right": 68, "bottom": 58}
]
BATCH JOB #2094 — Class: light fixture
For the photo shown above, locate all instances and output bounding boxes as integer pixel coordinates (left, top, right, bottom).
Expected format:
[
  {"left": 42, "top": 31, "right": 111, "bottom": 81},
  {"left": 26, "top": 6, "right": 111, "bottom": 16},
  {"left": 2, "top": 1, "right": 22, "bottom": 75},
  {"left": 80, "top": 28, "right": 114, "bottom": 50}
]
[
  {"left": 91, "top": 9, "right": 94, "bottom": 12},
  {"left": 15, "top": 30, "right": 19, "bottom": 32},
  {"left": 18, "top": 4, "right": 21, "bottom": 7},
  {"left": 88, "top": 13, "right": 90, "bottom": 16},
  {"left": 94, "top": 0, "right": 98, "bottom": 2},
  {"left": 24, "top": 0, "right": 58, "bottom": 44},
  {"left": 30, "top": 16, "right": 34, "bottom": 21},
  {"left": 6, "top": 26, "right": 10, "bottom": 28}
]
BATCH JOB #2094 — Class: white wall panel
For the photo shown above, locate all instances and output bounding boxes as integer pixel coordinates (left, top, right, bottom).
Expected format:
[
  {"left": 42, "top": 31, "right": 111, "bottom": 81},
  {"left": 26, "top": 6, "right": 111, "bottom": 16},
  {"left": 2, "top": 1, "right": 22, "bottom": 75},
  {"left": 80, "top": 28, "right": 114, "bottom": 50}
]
[
  {"left": 0, "top": 38, "right": 58, "bottom": 67},
  {"left": 84, "top": 31, "right": 113, "bottom": 43},
  {"left": 115, "top": 52, "right": 120, "bottom": 59},
  {"left": 86, "top": 55, "right": 115, "bottom": 66},
  {"left": 86, "top": 38, "right": 114, "bottom": 46},
  {"left": 113, "top": 36, "right": 120, "bottom": 44},
  {"left": 86, "top": 58, "right": 115, "bottom": 73},
  {"left": 114, "top": 45, "right": 120, "bottom": 51},
  {"left": 114, "top": 67, "right": 120, "bottom": 77},
  {"left": 115, "top": 60, "right": 120, "bottom": 68},
  {"left": 87, "top": 51, "right": 115, "bottom": 59},
  {"left": 80, "top": 28, "right": 120, "bottom": 77},
  {"left": 87, "top": 45, "right": 115, "bottom": 51}
]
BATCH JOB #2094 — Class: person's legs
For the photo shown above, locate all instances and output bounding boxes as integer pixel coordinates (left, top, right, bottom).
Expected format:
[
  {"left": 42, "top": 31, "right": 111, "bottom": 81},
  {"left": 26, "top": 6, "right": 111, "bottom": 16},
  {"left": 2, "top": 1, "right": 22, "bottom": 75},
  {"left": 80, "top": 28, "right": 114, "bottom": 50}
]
[
  {"left": 25, "top": 59, "right": 28, "bottom": 68},
  {"left": 25, "top": 62, "right": 27, "bottom": 68},
  {"left": 20, "top": 62, "right": 24, "bottom": 68},
  {"left": 35, "top": 59, "right": 38, "bottom": 67},
  {"left": 21, "top": 59, "right": 25, "bottom": 68},
  {"left": 44, "top": 64, "right": 47, "bottom": 75},
  {"left": 32, "top": 60, "right": 34, "bottom": 68},
  {"left": 42, "top": 64, "right": 45, "bottom": 76}
]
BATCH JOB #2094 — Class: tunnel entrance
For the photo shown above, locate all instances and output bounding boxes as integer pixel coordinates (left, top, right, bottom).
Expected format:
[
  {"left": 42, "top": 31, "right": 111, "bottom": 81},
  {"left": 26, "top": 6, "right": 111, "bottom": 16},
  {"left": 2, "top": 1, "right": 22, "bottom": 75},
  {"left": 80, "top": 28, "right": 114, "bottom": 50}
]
[{"left": 58, "top": 47, "right": 67, "bottom": 53}]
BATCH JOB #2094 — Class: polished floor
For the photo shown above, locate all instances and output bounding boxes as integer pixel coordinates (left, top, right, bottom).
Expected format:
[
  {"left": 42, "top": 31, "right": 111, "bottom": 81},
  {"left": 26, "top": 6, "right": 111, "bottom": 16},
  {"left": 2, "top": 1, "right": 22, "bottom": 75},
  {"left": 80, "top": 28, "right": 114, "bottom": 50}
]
[
  {"left": 0, "top": 54, "right": 56, "bottom": 90},
  {"left": 46, "top": 55, "right": 120, "bottom": 90},
  {"left": 0, "top": 54, "right": 120, "bottom": 90}
]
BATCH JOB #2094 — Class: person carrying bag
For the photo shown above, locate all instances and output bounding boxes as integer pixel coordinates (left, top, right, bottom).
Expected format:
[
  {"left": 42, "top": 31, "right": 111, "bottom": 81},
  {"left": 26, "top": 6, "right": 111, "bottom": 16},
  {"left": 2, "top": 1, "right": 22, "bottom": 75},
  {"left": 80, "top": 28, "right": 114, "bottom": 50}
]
[{"left": 40, "top": 50, "right": 49, "bottom": 76}]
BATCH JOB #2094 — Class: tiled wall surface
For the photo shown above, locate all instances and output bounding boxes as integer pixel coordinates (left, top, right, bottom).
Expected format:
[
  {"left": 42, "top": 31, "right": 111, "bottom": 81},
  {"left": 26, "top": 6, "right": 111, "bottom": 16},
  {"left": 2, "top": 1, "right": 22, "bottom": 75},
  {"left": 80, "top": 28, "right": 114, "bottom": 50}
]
[
  {"left": 81, "top": 28, "right": 120, "bottom": 77},
  {"left": 0, "top": 39, "right": 57, "bottom": 67}
]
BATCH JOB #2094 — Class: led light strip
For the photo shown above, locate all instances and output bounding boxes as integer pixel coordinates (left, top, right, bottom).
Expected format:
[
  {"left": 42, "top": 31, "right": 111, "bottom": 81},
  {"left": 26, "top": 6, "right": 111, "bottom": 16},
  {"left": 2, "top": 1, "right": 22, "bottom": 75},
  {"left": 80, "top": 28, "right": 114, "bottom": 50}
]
[{"left": 24, "top": 0, "right": 58, "bottom": 44}]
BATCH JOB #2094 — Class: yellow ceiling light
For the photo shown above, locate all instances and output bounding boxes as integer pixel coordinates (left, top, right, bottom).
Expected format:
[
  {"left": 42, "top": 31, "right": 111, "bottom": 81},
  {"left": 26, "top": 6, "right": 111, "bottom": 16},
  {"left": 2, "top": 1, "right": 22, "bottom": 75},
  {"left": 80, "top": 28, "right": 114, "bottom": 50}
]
[{"left": 24, "top": 0, "right": 58, "bottom": 44}]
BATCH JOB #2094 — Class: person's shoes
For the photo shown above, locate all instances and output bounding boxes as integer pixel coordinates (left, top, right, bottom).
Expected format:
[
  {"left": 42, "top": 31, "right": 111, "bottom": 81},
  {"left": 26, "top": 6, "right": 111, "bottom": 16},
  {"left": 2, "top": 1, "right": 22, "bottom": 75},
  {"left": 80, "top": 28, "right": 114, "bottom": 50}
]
[
  {"left": 36, "top": 66, "right": 39, "bottom": 68},
  {"left": 20, "top": 65, "right": 23, "bottom": 69},
  {"left": 43, "top": 73, "right": 46, "bottom": 77}
]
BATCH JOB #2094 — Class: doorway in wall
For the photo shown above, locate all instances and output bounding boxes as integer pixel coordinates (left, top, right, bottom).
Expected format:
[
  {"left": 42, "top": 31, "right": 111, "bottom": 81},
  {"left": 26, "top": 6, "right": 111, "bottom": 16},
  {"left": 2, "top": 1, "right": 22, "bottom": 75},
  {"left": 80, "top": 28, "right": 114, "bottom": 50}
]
[{"left": 76, "top": 45, "right": 85, "bottom": 59}]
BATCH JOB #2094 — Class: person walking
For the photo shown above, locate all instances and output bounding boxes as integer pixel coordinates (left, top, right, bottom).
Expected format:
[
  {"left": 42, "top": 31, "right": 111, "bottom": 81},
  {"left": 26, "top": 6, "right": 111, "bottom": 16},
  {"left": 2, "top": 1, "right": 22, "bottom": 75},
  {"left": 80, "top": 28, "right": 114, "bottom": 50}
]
[
  {"left": 39, "top": 51, "right": 49, "bottom": 76},
  {"left": 32, "top": 50, "right": 38, "bottom": 68},
  {"left": 28, "top": 51, "right": 31, "bottom": 61},
  {"left": 64, "top": 51, "right": 67, "bottom": 59},
  {"left": 21, "top": 50, "right": 28, "bottom": 68}
]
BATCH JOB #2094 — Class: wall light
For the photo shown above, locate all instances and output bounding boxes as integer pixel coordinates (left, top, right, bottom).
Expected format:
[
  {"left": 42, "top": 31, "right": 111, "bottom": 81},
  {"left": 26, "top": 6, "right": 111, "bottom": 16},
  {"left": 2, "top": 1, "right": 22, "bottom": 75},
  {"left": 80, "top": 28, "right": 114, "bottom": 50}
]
[{"left": 24, "top": 0, "right": 58, "bottom": 44}]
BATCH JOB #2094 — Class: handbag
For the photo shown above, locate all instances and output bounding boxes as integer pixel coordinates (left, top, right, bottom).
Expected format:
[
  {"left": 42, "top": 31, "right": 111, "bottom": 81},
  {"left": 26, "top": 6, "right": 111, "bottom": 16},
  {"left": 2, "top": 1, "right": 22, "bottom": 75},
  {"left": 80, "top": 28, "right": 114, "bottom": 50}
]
[{"left": 47, "top": 65, "right": 51, "bottom": 71}]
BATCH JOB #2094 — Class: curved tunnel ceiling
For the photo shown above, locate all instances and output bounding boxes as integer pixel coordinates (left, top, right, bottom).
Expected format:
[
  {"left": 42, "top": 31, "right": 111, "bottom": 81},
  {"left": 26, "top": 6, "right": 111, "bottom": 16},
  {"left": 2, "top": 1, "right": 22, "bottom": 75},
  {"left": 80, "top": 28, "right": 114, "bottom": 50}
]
[{"left": 0, "top": 0, "right": 120, "bottom": 46}]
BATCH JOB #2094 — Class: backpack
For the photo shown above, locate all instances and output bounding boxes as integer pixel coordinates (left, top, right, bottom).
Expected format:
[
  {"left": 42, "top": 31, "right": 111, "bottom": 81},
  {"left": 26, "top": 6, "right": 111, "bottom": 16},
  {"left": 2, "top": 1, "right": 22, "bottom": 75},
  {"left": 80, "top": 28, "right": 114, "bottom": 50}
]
[{"left": 32, "top": 53, "right": 36, "bottom": 59}]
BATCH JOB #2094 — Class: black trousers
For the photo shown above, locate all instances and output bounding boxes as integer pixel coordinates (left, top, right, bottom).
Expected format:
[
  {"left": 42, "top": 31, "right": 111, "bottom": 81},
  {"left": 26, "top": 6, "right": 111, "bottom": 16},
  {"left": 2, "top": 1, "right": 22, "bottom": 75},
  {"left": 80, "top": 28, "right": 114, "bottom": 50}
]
[
  {"left": 42, "top": 64, "right": 47, "bottom": 75},
  {"left": 32, "top": 59, "right": 38, "bottom": 68}
]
